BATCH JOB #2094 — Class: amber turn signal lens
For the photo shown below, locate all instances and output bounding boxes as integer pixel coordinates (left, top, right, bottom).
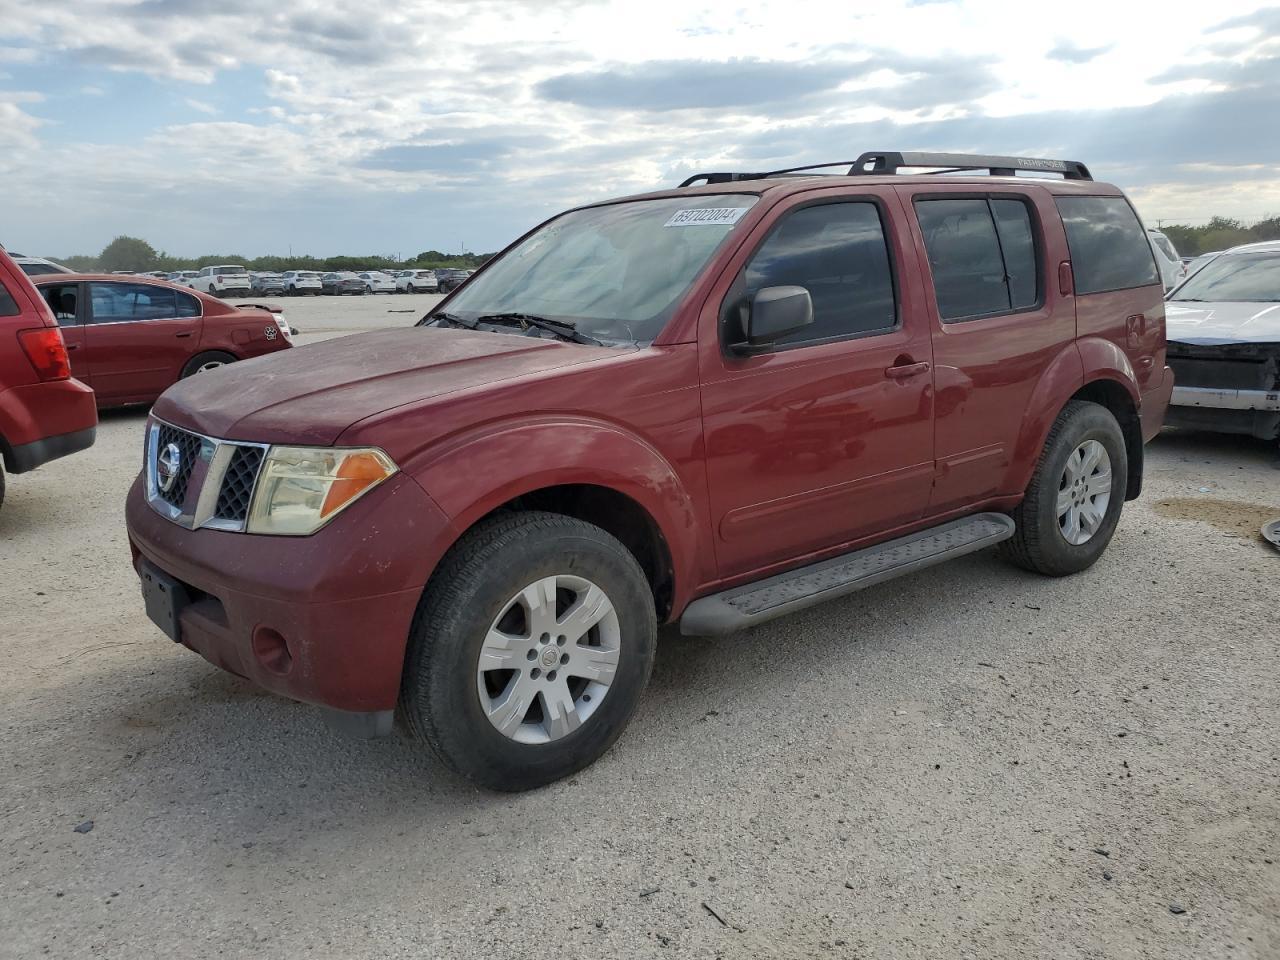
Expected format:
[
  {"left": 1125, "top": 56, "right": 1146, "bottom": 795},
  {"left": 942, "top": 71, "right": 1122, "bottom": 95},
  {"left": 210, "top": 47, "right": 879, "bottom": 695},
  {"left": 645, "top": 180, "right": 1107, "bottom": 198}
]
[{"left": 321, "top": 451, "right": 394, "bottom": 518}]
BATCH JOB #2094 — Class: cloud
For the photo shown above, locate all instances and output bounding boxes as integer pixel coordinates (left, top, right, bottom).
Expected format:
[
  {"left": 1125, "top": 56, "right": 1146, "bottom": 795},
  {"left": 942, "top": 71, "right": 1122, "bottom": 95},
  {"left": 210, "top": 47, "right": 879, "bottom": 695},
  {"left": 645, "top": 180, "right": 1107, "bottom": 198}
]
[
  {"left": 537, "top": 58, "right": 854, "bottom": 111},
  {"left": 184, "top": 97, "right": 218, "bottom": 115},
  {"left": 1046, "top": 41, "right": 1112, "bottom": 64}
]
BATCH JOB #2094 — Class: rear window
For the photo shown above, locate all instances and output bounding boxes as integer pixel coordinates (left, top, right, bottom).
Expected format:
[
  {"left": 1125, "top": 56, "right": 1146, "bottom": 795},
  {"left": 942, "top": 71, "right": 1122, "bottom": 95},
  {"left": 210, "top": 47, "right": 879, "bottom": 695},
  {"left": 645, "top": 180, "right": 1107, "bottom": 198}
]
[{"left": 1056, "top": 197, "right": 1159, "bottom": 294}]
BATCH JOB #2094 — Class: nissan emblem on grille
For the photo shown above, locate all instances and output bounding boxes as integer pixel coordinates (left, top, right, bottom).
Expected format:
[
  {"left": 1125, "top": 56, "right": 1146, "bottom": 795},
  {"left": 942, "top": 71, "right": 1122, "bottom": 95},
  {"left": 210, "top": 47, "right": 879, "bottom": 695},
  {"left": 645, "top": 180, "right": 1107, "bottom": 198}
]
[{"left": 157, "top": 443, "right": 182, "bottom": 494}]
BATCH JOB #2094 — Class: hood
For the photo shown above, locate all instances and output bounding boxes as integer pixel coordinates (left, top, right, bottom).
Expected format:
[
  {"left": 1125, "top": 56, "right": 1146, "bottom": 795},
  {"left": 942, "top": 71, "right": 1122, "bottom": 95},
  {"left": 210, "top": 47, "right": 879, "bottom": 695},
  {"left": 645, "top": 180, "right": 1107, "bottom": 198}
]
[
  {"left": 1166, "top": 301, "right": 1280, "bottom": 345},
  {"left": 153, "top": 327, "right": 618, "bottom": 444}
]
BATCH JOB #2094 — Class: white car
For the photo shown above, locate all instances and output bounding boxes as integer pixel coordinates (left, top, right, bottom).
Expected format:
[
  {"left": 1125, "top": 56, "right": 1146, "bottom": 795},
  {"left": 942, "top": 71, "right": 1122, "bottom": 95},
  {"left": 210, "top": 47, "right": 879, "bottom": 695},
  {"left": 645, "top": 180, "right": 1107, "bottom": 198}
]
[
  {"left": 283, "top": 270, "right": 323, "bottom": 296},
  {"left": 358, "top": 271, "right": 396, "bottom": 294},
  {"left": 1164, "top": 240, "right": 1280, "bottom": 442},
  {"left": 167, "top": 270, "right": 199, "bottom": 286},
  {"left": 395, "top": 269, "right": 439, "bottom": 293},
  {"left": 11, "top": 254, "right": 72, "bottom": 277},
  {"left": 1148, "top": 229, "right": 1186, "bottom": 292},
  {"left": 191, "top": 264, "right": 252, "bottom": 298}
]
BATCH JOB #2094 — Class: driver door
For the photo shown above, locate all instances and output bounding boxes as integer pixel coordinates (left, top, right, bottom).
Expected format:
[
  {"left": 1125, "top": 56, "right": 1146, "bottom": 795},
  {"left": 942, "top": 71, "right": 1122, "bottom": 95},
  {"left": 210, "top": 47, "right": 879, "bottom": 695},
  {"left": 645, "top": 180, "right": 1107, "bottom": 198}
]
[{"left": 698, "top": 189, "right": 936, "bottom": 579}]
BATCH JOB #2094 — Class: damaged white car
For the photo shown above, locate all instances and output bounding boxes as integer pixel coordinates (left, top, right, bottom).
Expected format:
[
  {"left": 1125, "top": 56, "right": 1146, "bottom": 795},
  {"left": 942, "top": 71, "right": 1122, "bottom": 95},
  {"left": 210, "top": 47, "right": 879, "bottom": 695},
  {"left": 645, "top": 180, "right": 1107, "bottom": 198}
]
[{"left": 1165, "top": 240, "right": 1280, "bottom": 443}]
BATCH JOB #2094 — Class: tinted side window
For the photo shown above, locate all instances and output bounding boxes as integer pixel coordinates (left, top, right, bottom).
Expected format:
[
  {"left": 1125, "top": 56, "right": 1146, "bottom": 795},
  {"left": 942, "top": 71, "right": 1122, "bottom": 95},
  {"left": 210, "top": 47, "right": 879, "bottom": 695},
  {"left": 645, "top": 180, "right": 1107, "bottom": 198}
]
[
  {"left": 739, "top": 202, "right": 896, "bottom": 346},
  {"left": 915, "top": 199, "right": 1010, "bottom": 321},
  {"left": 0, "top": 276, "right": 19, "bottom": 317},
  {"left": 89, "top": 282, "right": 178, "bottom": 322},
  {"left": 175, "top": 290, "right": 201, "bottom": 317},
  {"left": 41, "top": 283, "right": 80, "bottom": 323},
  {"left": 991, "top": 199, "right": 1038, "bottom": 309},
  {"left": 1056, "top": 197, "right": 1159, "bottom": 294}
]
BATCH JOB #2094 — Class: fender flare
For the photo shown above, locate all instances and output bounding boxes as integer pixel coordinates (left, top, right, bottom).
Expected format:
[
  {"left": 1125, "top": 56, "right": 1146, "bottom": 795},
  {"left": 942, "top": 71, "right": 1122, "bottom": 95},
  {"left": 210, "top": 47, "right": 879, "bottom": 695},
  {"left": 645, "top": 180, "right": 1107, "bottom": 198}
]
[
  {"left": 406, "top": 415, "right": 706, "bottom": 614},
  {"left": 1007, "top": 337, "right": 1141, "bottom": 495}
]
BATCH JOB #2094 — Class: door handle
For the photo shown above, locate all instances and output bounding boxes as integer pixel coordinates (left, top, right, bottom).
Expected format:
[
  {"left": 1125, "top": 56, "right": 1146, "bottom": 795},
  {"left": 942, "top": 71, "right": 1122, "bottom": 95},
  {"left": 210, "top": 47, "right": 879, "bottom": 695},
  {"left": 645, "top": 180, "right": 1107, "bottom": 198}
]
[
  {"left": 884, "top": 360, "right": 930, "bottom": 380},
  {"left": 175, "top": 331, "right": 193, "bottom": 339},
  {"left": 65, "top": 343, "right": 79, "bottom": 351}
]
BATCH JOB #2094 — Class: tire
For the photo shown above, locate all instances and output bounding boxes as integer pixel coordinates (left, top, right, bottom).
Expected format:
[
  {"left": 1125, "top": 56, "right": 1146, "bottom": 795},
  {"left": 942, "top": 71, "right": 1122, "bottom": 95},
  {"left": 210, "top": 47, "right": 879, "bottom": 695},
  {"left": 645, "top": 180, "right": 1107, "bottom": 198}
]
[
  {"left": 400, "top": 511, "right": 657, "bottom": 791},
  {"left": 1000, "top": 400, "right": 1128, "bottom": 576},
  {"left": 180, "top": 351, "right": 237, "bottom": 378},
  {"left": 0, "top": 463, "right": 5, "bottom": 515}
]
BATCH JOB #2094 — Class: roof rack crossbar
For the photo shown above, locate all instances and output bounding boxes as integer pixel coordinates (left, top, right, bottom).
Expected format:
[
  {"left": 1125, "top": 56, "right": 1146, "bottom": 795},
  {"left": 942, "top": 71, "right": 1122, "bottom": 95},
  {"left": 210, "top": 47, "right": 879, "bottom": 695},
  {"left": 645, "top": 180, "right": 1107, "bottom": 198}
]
[{"left": 850, "top": 151, "right": 1092, "bottom": 180}]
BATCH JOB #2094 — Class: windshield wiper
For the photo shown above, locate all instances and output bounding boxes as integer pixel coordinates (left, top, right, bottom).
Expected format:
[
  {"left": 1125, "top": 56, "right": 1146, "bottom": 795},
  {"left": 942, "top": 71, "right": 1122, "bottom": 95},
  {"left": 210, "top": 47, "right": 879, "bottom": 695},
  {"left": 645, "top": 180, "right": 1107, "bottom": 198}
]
[
  {"left": 420, "top": 311, "right": 478, "bottom": 330},
  {"left": 477, "top": 312, "right": 603, "bottom": 345}
]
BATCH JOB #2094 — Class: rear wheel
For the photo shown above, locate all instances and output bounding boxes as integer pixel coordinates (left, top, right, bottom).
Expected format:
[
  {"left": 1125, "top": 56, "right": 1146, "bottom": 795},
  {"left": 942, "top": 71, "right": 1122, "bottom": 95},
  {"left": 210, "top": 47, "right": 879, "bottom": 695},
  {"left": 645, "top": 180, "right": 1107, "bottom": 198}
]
[
  {"left": 1000, "top": 400, "right": 1128, "bottom": 576},
  {"left": 400, "top": 511, "right": 657, "bottom": 791},
  {"left": 180, "top": 351, "right": 237, "bottom": 378}
]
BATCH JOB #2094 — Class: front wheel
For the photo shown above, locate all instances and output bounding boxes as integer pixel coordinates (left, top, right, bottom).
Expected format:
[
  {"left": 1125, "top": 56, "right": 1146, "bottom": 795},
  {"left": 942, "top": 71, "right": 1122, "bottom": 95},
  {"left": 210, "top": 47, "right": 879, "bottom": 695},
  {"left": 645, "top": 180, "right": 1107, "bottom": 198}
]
[
  {"left": 1000, "top": 400, "right": 1128, "bottom": 576},
  {"left": 400, "top": 511, "right": 657, "bottom": 791}
]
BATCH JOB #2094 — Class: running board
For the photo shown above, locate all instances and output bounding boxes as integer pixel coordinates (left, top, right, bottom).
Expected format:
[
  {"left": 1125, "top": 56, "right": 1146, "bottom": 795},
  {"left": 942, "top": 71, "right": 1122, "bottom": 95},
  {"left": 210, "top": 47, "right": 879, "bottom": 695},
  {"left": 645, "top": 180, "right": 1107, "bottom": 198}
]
[{"left": 680, "top": 513, "right": 1015, "bottom": 637}]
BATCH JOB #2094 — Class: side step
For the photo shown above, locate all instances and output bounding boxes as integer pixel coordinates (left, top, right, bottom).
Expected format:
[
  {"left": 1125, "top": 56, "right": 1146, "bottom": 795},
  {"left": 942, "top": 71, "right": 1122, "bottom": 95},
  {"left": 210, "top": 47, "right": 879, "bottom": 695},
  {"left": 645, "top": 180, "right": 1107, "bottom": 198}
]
[{"left": 679, "top": 513, "right": 1015, "bottom": 637}]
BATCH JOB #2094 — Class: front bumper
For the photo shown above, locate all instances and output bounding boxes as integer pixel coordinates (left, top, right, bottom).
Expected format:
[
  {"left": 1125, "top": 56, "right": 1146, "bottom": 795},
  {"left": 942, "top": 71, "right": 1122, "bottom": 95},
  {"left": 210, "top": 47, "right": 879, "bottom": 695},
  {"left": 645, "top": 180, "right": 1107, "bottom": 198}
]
[
  {"left": 125, "top": 472, "right": 452, "bottom": 714},
  {"left": 1171, "top": 385, "right": 1280, "bottom": 412}
]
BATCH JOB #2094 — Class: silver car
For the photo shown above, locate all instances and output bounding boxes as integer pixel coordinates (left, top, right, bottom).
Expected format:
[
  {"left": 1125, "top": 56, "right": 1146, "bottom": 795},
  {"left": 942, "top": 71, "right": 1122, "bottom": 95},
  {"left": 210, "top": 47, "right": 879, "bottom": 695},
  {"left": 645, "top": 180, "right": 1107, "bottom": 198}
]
[{"left": 1164, "top": 240, "right": 1280, "bottom": 442}]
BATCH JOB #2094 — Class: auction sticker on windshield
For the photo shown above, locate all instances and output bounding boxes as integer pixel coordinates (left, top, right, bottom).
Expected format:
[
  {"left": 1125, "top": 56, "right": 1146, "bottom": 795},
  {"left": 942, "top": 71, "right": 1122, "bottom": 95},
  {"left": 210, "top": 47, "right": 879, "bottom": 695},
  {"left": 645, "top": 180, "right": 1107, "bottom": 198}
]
[{"left": 664, "top": 207, "right": 749, "bottom": 227}]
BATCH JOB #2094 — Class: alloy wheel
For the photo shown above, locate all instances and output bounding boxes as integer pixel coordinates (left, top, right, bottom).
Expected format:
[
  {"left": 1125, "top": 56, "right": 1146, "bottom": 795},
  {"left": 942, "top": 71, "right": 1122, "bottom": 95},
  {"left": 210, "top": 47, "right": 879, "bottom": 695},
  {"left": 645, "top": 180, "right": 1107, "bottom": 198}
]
[
  {"left": 476, "top": 574, "right": 621, "bottom": 745},
  {"left": 1056, "top": 439, "right": 1112, "bottom": 545}
]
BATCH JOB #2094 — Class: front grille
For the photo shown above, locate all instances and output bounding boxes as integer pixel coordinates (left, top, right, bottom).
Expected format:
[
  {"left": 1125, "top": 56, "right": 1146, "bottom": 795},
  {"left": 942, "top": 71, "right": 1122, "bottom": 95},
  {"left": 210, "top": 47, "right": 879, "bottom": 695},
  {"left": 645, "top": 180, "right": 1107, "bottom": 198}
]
[
  {"left": 214, "top": 446, "right": 264, "bottom": 523},
  {"left": 154, "top": 424, "right": 203, "bottom": 508},
  {"left": 147, "top": 419, "right": 268, "bottom": 531}
]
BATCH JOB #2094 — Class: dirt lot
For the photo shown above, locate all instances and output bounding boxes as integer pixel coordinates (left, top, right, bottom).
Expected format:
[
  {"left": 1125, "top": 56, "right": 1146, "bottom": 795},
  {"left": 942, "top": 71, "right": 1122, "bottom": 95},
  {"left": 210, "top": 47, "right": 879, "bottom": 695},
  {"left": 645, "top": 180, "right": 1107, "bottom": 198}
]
[{"left": 2, "top": 297, "right": 1278, "bottom": 959}]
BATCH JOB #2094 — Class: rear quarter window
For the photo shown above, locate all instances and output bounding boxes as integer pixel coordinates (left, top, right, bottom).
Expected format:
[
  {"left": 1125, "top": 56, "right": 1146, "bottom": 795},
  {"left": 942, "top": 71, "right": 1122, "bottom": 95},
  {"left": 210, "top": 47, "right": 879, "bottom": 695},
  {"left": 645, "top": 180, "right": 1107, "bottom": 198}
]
[
  {"left": 1056, "top": 197, "right": 1160, "bottom": 294},
  {"left": 0, "top": 276, "right": 20, "bottom": 317}
]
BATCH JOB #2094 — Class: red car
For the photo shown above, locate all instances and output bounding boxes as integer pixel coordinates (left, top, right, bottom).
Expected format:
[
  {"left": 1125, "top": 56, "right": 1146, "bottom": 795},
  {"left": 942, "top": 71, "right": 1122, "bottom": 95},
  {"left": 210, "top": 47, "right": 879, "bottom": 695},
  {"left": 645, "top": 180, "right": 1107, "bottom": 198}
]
[
  {"left": 126, "top": 151, "right": 1173, "bottom": 790},
  {"left": 0, "top": 249, "right": 97, "bottom": 511},
  {"left": 31, "top": 275, "right": 293, "bottom": 408}
]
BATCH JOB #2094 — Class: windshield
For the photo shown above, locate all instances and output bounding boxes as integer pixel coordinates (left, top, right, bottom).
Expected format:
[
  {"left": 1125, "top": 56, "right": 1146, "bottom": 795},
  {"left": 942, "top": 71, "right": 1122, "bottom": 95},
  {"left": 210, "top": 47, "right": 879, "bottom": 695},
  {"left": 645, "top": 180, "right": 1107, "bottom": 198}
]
[
  {"left": 442, "top": 194, "right": 757, "bottom": 344},
  {"left": 1170, "top": 252, "right": 1280, "bottom": 302}
]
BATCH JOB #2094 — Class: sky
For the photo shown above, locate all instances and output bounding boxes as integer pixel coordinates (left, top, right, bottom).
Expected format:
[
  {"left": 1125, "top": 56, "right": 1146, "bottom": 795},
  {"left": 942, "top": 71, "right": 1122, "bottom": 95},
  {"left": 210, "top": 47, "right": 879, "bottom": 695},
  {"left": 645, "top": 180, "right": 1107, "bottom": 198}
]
[{"left": 1, "top": 0, "right": 1278, "bottom": 259}]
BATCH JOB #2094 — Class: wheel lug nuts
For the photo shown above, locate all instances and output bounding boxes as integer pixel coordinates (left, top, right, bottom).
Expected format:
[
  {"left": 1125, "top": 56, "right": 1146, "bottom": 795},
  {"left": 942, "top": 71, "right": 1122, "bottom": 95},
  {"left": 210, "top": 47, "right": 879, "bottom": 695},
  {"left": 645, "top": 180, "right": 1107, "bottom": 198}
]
[
  {"left": 539, "top": 632, "right": 550, "bottom": 645},
  {"left": 547, "top": 670, "right": 557, "bottom": 681},
  {"left": 531, "top": 667, "right": 541, "bottom": 679},
  {"left": 556, "top": 635, "right": 566, "bottom": 646},
  {"left": 526, "top": 649, "right": 537, "bottom": 661},
  {"left": 560, "top": 653, "right": 569, "bottom": 665}
]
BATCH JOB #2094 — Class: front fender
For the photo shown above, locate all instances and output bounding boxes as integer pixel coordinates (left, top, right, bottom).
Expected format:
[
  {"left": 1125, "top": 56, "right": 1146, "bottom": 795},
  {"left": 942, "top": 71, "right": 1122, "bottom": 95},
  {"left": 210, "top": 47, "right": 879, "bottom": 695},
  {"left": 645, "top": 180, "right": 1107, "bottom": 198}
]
[{"left": 406, "top": 415, "right": 706, "bottom": 616}]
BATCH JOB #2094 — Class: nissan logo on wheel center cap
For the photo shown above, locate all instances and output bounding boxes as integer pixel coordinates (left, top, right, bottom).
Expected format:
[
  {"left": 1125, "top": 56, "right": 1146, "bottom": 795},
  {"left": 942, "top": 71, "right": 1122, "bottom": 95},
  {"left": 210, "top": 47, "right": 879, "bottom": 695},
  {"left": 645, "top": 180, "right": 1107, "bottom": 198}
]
[
  {"left": 157, "top": 442, "right": 182, "bottom": 494},
  {"left": 540, "top": 647, "right": 559, "bottom": 668}
]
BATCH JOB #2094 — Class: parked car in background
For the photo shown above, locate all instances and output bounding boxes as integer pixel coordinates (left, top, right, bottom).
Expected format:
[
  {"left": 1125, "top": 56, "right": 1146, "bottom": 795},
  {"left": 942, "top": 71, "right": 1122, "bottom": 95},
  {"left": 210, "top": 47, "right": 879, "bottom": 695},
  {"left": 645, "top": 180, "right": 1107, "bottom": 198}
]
[
  {"left": 396, "top": 269, "right": 439, "bottom": 293},
  {"left": 190, "top": 265, "right": 252, "bottom": 298},
  {"left": 167, "top": 271, "right": 199, "bottom": 286},
  {"left": 436, "top": 269, "right": 471, "bottom": 293},
  {"left": 250, "top": 272, "right": 286, "bottom": 296},
  {"left": 11, "top": 255, "right": 73, "bottom": 277},
  {"left": 1148, "top": 229, "right": 1186, "bottom": 292},
  {"left": 283, "top": 270, "right": 323, "bottom": 296},
  {"left": 358, "top": 271, "right": 396, "bottom": 295},
  {"left": 321, "top": 272, "right": 366, "bottom": 295},
  {"left": 124, "top": 151, "right": 1171, "bottom": 791},
  {"left": 0, "top": 248, "right": 97, "bottom": 513},
  {"left": 1165, "top": 240, "right": 1280, "bottom": 442},
  {"left": 32, "top": 274, "right": 292, "bottom": 408},
  {"left": 1182, "top": 251, "right": 1221, "bottom": 281}
]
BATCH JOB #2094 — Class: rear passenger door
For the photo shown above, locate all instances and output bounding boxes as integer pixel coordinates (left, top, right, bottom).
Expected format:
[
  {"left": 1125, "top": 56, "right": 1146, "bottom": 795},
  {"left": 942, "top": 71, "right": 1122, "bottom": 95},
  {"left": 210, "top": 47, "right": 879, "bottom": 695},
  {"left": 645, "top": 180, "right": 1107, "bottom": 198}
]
[
  {"left": 898, "top": 186, "right": 1075, "bottom": 513},
  {"left": 84, "top": 282, "right": 202, "bottom": 402}
]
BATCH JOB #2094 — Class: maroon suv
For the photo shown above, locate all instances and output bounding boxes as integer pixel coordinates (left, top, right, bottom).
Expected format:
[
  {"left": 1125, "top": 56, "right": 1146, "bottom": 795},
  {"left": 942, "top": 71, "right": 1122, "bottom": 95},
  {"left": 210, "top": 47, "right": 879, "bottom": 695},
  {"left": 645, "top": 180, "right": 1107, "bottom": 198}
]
[
  {"left": 125, "top": 152, "right": 1174, "bottom": 790},
  {"left": 0, "top": 249, "right": 97, "bottom": 512}
]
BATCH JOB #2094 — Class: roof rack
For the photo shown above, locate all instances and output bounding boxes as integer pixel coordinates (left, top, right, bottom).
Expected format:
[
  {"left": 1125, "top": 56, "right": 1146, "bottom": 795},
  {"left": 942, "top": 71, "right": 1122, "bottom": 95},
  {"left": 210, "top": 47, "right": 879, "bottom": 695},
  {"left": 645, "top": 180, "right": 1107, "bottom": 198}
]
[{"left": 678, "top": 151, "right": 1092, "bottom": 187}]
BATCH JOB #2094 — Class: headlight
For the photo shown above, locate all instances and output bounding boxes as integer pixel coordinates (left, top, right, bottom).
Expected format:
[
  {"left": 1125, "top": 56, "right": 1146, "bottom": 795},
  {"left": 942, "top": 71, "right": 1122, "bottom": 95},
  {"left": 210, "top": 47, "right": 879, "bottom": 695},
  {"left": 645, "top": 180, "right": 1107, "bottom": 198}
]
[{"left": 246, "top": 446, "right": 397, "bottom": 536}]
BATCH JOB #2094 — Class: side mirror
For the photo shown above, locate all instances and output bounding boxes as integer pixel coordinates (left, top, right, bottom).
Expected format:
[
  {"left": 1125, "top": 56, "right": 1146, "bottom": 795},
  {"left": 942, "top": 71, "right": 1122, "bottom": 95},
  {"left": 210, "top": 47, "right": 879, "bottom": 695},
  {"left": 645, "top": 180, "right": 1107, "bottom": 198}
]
[{"left": 734, "top": 285, "right": 813, "bottom": 355}]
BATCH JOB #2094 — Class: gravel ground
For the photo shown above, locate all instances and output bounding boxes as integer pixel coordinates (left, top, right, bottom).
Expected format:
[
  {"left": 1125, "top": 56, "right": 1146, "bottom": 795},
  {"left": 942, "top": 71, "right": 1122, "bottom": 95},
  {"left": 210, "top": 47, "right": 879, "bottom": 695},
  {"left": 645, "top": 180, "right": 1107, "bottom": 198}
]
[{"left": 1, "top": 297, "right": 1277, "bottom": 959}]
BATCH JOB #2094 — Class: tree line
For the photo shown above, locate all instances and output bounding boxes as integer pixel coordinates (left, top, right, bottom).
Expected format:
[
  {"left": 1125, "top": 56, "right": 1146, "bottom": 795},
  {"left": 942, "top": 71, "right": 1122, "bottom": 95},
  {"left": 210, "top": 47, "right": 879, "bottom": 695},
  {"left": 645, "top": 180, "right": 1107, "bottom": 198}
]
[
  {"left": 57, "top": 236, "right": 497, "bottom": 275},
  {"left": 1159, "top": 216, "right": 1280, "bottom": 257}
]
